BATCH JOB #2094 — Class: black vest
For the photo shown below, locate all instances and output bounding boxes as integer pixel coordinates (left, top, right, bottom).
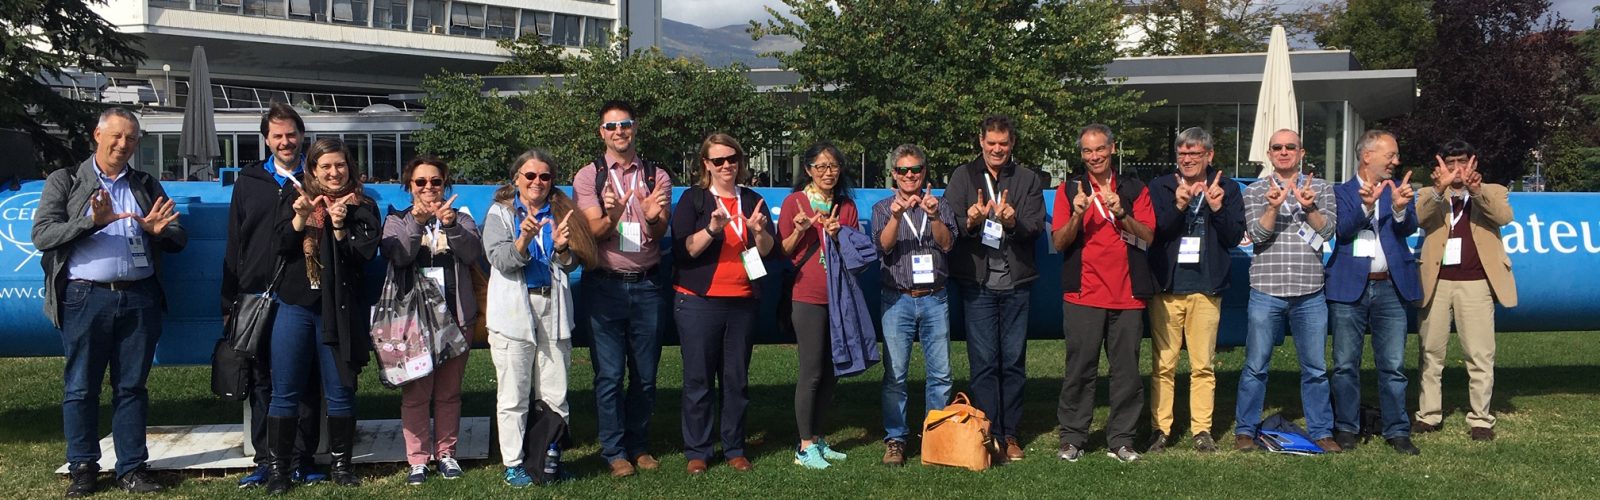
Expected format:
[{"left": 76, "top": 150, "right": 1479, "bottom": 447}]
[{"left": 1059, "top": 173, "right": 1158, "bottom": 299}]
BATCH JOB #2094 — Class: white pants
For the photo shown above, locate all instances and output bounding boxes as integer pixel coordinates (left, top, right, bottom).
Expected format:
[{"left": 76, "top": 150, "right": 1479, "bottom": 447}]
[{"left": 488, "top": 290, "right": 571, "bottom": 467}]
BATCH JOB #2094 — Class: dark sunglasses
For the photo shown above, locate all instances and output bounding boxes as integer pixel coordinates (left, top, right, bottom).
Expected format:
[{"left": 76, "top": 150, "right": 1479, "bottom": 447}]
[
  {"left": 1270, "top": 143, "right": 1301, "bottom": 152},
  {"left": 601, "top": 119, "right": 635, "bottom": 131},
  {"left": 893, "top": 164, "right": 925, "bottom": 175},
  {"left": 412, "top": 177, "right": 444, "bottom": 188},
  {"left": 704, "top": 154, "right": 741, "bottom": 167},
  {"left": 521, "top": 172, "right": 554, "bottom": 182}
]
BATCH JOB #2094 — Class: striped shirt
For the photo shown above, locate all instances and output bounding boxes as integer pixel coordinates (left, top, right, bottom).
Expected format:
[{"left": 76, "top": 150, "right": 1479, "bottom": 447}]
[{"left": 1243, "top": 175, "right": 1337, "bottom": 298}]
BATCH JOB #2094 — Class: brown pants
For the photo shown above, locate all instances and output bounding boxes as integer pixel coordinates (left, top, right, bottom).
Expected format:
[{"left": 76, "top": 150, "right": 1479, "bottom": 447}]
[
  {"left": 1148, "top": 293, "right": 1220, "bottom": 436},
  {"left": 1415, "top": 279, "right": 1497, "bottom": 429}
]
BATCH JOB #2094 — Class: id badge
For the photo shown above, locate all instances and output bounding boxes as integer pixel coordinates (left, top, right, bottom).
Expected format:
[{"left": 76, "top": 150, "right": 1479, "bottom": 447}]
[
  {"left": 128, "top": 235, "right": 151, "bottom": 268},
  {"left": 404, "top": 352, "right": 434, "bottom": 379},
  {"left": 740, "top": 247, "right": 768, "bottom": 280},
  {"left": 619, "top": 221, "right": 643, "bottom": 253},
  {"left": 1296, "top": 222, "right": 1325, "bottom": 250},
  {"left": 981, "top": 219, "right": 1004, "bottom": 249},
  {"left": 423, "top": 267, "right": 446, "bottom": 291},
  {"left": 1120, "top": 230, "right": 1149, "bottom": 251},
  {"left": 911, "top": 253, "right": 935, "bottom": 284},
  {"left": 1352, "top": 230, "right": 1376, "bottom": 258},
  {"left": 1444, "top": 237, "right": 1463, "bottom": 266},
  {"left": 1178, "top": 236, "right": 1201, "bottom": 264}
]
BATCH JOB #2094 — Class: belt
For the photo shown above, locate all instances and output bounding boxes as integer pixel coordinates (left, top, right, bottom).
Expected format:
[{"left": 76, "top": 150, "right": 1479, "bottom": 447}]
[
  {"left": 592, "top": 266, "right": 657, "bottom": 283},
  {"left": 1367, "top": 272, "right": 1390, "bottom": 281},
  {"left": 898, "top": 286, "right": 944, "bottom": 298},
  {"left": 527, "top": 287, "right": 552, "bottom": 296},
  {"left": 71, "top": 278, "right": 147, "bottom": 292}
]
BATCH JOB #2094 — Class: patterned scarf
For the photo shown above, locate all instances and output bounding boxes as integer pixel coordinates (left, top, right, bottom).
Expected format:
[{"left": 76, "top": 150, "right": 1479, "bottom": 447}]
[{"left": 302, "top": 183, "right": 359, "bottom": 288}]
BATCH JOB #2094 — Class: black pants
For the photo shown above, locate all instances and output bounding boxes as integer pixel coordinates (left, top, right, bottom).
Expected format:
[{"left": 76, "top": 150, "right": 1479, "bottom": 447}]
[
  {"left": 791, "top": 302, "right": 835, "bottom": 439},
  {"left": 249, "top": 334, "right": 321, "bottom": 468},
  {"left": 675, "top": 293, "right": 756, "bottom": 461},
  {"left": 1058, "top": 302, "right": 1146, "bottom": 449}
]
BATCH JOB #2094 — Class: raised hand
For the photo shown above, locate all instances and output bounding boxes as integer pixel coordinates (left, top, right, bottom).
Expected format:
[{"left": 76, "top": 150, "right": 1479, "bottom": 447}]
[
  {"left": 1098, "top": 178, "right": 1124, "bottom": 219},
  {"left": 602, "top": 179, "right": 622, "bottom": 216},
  {"left": 643, "top": 182, "right": 670, "bottom": 222},
  {"left": 1464, "top": 156, "right": 1482, "bottom": 195},
  {"left": 1072, "top": 180, "right": 1090, "bottom": 213},
  {"left": 889, "top": 193, "right": 911, "bottom": 217},
  {"left": 291, "top": 185, "right": 322, "bottom": 219},
  {"left": 136, "top": 196, "right": 179, "bottom": 236},
  {"left": 824, "top": 204, "right": 842, "bottom": 237},
  {"left": 708, "top": 199, "right": 732, "bottom": 234},
  {"left": 920, "top": 186, "right": 939, "bottom": 215},
  {"left": 1390, "top": 170, "right": 1415, "bottom": 212},
  {"left": 745, "top": 199, "right": 769, "bottom": 236},
  {"left": 89, "top": 189, "right": 131, "bottom": 227},
  {"left": 1174, "top": 178, "right": 1196, "bottom": 211},
  {"left": 1265, "top": 176, "right": 1287, "bottom": 209},
  {"left": 791, "top": 199, "right": 815, "bottom": 233},
  {"left": 328, "top": 194, "right": 353, "bottom": 228},
  {"left": 434, "top": 194, "right": 459, "bottom": 226},
  {"left": 1295, "top": 173, "right": 1318, "bottom": 209},
  {"left": 1358, "top": 174, "right": 1379, "bottom": 207},
  {"left": 995, "top": 189, "right": 1016, "bottom": 227},
  {"left": 411, "top": 201, "right": 435, "bottom": 226},
  {"left": 1432, "top": 155, "right": 1459, "bottom": 194},
  {"left": 553, "top": 212, "right": 572, "bottom": 250},
  {"left": 1206, "top": 171, "right": 1226, "bottom": 212},
  {"left": 516, "top": 210, "right": 539, "bottom": 253},
  {"left": 966, "top": 187, "right": 989, "bottom": 229}
]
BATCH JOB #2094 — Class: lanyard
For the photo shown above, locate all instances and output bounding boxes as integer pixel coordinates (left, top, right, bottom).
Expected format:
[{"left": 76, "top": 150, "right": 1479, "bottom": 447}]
[
  {"left": 1088, "top": 177, "right": 1113, "bottom": 222},
  {"left": 902, "top": 208, "right": 928, "bottom": 243},
  {"left": 1447, "top": 192, "right": 1468, "bottom": 230},
  {"left": 713, "top": 185, "right": 745, "bottom": 241},
  {"left": 984, "top": 173, "right": 998, "bottom": 207},
  {"left": 608, "top": 166, "right": 641, "bottom": 209}
]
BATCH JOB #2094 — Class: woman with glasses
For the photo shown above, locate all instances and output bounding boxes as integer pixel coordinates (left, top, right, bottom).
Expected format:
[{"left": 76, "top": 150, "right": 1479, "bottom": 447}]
[
  {"left": 671, "top": 132, "right": 776, "bottom": 475},
  {"left": 265, "top": 137, "right": 380, "bottom": 493},
  {"left": 778, "top": 141, "right": 861, "bottom": 469},
  {"left": 380, "top": 154, "right": 483, "bottom": 485},
  {"left": 482, "top": 149, "right": 599, "bottom": 487}
]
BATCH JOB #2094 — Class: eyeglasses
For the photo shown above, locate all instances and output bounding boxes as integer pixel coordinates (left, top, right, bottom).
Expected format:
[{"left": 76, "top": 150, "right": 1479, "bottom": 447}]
[
  {"left": 412, "top": 178, "right": 444, "bottom": 188},
  {"left": 809, "top": 163, "right": 840, "bottom": 173},
  {"left": 893, "top": 164, "right": 925, "bottom": 175},
  {"left": 1176, "top": 151, "right": 1209, "bottom": 159},
  {"left": 521, "top": 172, "right": 554, "bottom": 182},
  {"left": 601, "top": 119, "right": 635, "bottom": 131},
  {"left": 1270, "top": 143, "right": 1301, "bottom": 152},
  {"left": 704, "top": 154, "right": 741, "bottom": 167}
]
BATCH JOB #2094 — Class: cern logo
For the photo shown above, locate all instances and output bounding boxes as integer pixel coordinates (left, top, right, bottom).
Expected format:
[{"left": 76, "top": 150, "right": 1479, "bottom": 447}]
[{"left": 0, "top": 192, "right": 42, "bottom": 273}]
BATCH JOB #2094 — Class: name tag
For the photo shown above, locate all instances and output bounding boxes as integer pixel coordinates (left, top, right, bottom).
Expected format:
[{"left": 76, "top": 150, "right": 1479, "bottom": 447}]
[
  {"left": 1296, "top": 222, "right": 1325, "bottom": 250},
  {"left": 1120, "top": 230, "right": 1149, "bottom": 251},
  {"left": 981, "top": 219, "right": 1003, "bottom": 249},
  {"left": 618, "top": 221, "right": 643, "bottom": 253},
  {"left": 1178, "top": 236, "right": 1201, "bottom": 264},
  {"left": 1353, "top": 230, "right": 1376, "bottom": 258},
  {"left": 1444, "top": 237, "right": 1463, "bottom": 266},
  {"left": 911, "top": 253, "right": 935, "bottom": 284},
  {"left": 741, "top": 247, "right": 767, "bottom": 281},
  {"left": 422, "top": 266, "right": 446, "bottom": 291},
  {"left": 127, "top": 234, "right": 151, "bottom": 268},
  {"left": 404, "top": 352, "right": 433, "bottom": 379}
]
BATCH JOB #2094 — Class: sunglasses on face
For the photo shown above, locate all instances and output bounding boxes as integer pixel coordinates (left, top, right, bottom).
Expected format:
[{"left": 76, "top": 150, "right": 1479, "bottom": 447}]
[
  {"left": 1270, "top": 143, "right": 1301, "bottom": 152},
  {"left": 704, "top": 154, "right": 741, "bottom": 167},
  {"left": 893, "top": 164, "right": 925, "bottom": 175},
  {"left": 521, "top": 172, "right": 554, "bottom": 182},
  {"left": 412, "top": 177, "right": 444, "bottom": 188},
  {"left": 601, "top": 119, "right": 635, "bottom": 131}
]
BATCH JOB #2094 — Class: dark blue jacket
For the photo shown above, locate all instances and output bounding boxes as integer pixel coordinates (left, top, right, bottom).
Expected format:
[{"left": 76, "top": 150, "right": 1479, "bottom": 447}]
[
  {"left": 826, "top": 225, "right": 879, "bottom": 377},
  {"left": 1325, "top": 177, "right": 1421, "bottom": 303},
  {"left": 1147, "top": 168, "right": 1246, "bottom": 295}
]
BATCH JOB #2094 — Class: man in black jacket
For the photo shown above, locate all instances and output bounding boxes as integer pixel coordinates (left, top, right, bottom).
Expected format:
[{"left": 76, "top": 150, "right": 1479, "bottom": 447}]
[
  {"left": 944, "top": 115, "right": 1045, "bottom": 462},
  {"left": 221, "top": 102, "right": 324, "bottom": 487},
  {"left": 1143, "top": 127, "right": 1245, "bottom": 454}
]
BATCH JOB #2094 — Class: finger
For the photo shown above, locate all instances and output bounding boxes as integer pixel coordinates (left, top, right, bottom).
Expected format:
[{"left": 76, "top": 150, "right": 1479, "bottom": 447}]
[
  {"left": 831, "top": 204, "right": 840, "bottom": 219},
  {"left": 560, "top": 211, "right": 572, "bottom": 227},
  {"left": 976, "top": 187, "right": 985, "bottom": 205},
  {"left": 1212, "top": 171, "right": 1223, "bottom": 187},
  {"left": 442, "top": 194, "right": 458, "bottom": 210},
  {"left": 1000, "top": 189, "right": 1010, "bottom": 206},
  {"left": 1401, "top": 170, "right": 1413, "bottom": 186},
  {"left": 751, "top": 198, "right": 767, "bottom": 218}
]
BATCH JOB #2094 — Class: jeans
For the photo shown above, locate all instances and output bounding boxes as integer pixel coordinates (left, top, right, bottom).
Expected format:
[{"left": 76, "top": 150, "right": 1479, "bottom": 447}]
[
  {"left": 585, "top": 274, "right": 663, "bottom": 462},
  {"left": 675, "top": 293, "right": 756, "bottom": 461},
  {"left": 880, "top": 289, "right": 953, "bottom": 443},
  {"left": 268, "top": 300, "right": 356, "bottom": 418},
  {"left": 59, "top": 279, "right": 162, "bottom": 477},
  {"left": 1235, "top": 288, "right": 1333, "bottom": 440},
  {"left": 1330, "top": 279, "right": 1412, "bottom": 438},
  {"left": 961, "top": 284, "right": 1030, "bottom": 440}
]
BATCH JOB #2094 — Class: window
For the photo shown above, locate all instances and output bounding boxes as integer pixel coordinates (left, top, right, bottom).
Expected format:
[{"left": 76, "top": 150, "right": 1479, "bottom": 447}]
[
  {"left": 412, "top": 0, "right": 444, "bottom": 32},
  {"left": 238, "top": 134, "right": 261, "bottom": 164},
  {"left": 486, "top": 6, "right": 517, "bottom": 40},
  {"left": 584, "top": 18, "right": 611, "bottom": 47},
  {"left": 373, "top": 0, "right": 407, "bottom": 29},
  {"left": 520, "top": 10, "right": 553, "bottom": 44},
  {"left": 161, "top": 134, "right": 183, "bottom": 180},
  {"left": 551, "top": 13, "right": 581, "bottom": 46},
  {"left": 137, "top": 134, "right": 162, "bottom": 178},
  {"left": 332, "top": 0, "right": 368, "bottom": 25},
  {"left": 449, "top": 2, "right": 485, "bottom": 37},
  {"left": 150, "top": 0, "right": 193, "bottom": 10},
  {"left": 244, "top": 0, "right": 287, "bottom": 17},
  {"left": 289, "top": 0, "right": 326, "bottom": 21},
  {"left": 372, "top": 133, "right": 399, "bottom": 182},
  {"left": 344, "top": 134, "right": 371, "bottom": 180},
  {"left": 201, "top": 0, "right": 244, "bottom": 14}
]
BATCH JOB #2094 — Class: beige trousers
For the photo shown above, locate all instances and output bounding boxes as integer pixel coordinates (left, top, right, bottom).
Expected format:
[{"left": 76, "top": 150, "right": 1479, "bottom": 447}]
[
  {"left": 1416, "top": 279, "right": 1497, "bottom": 429},
  {"left": 488, "top": 290, "right": 571, "bottom": 467},
  {"left": 1148, "top": 293, "right": 1221, "bottom": 436}
]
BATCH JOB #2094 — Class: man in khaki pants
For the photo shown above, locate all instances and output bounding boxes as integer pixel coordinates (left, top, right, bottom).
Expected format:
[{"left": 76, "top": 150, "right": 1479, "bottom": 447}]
[{"left": 1413, "top": 140, "right": 1517, "bottom": 441}]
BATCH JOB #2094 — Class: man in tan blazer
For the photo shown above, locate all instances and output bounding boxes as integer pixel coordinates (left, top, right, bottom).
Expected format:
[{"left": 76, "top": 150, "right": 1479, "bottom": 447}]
[{"left": 1413, "top": 140, "right": 1517, "bottom": 442}]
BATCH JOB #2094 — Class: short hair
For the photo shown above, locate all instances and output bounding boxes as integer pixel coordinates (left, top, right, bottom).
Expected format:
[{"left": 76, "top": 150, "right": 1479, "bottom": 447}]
[
  {"left": 890, "top": 144, "right": 926, "bottom": 165},
  {"left": 694, "top": 132, "right": 751, "bottom": 188},
  {"left": 96, "top": 107, "right": 141, "bottom": 136},
  {"left": 598, "top": 100, "right": 635, "bottom": 121},
  {"left": 401, "top": 154, "right": 452, "bottom": 192},
  {"left": 1439, "top": 139, "right": 1476, "bottom": 158},
  {"left": 1356, "top": 129, "right": 1396, "bottom": 155},
  {"left": 260, "top": 102, "right": 305, "bottom": 138},
  {"left": 979, "top": 115, "right": 1018, "bottom": 144},
  {"left": 1078, "top": 123, "right": 1115, "bottom": 147},
  {"left": 1175, "top": 127, "right": 1213, "bottom": 151},
  {"left": 1269, "top": 128, "right": 1301, "bottom": 148}
]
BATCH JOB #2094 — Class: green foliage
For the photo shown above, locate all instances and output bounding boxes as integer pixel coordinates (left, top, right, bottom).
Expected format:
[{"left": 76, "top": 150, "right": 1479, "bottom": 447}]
[
  {"left": 1543, "top": 8, "right": 1600, "bottom": 192},
  {"left": 492, "top": 33, "right": 568, "bottom": 76},
  {"left": 1129, "top": 0, "right": 1287, "bottom": 57},
  {"left": 1, "top": 0, "right": 144, "bottom": 172},
  {"left": 1311, "top": 0, "right": 1434, "bottom": 70},
  {"left": 414, "top": 73, "right": 523, "bottom": 182},
  {"left": 752, "top": 0, "right": 1151, "bottom": 182}
]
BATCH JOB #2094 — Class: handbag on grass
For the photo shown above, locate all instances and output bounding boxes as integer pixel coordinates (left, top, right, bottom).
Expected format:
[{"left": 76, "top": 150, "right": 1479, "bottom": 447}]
[
  {"left": 920, "top": 392, "right": 993, "bottom": 471},
  {"left": 227, "top": 262, "right": 286, "bottom": 358}
]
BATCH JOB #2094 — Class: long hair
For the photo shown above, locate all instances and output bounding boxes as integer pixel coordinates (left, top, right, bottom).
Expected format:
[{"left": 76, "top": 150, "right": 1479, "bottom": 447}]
[
  {"left": 495, "top": 149, "right": 600, "bottom": 270},
  {"left": 303, "top": 137, "right": 370, "bottom": 204},
  {"left": 693, "top": 132, "right": 751, "bottom": 188},
  {"left": 792, "top": 141, "right": 852, "bottom": 202}
]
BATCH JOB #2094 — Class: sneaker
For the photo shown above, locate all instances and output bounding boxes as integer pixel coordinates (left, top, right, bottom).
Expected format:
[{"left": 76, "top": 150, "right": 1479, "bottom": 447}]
[
  {"left": 1145, "top": 431, "right": 1169, "bottom": 454},
  {"left": 116, "top": 467, "right": 163, "bottom": 493},
  {"left": 238, "top": 464, "right": 269, "bottom": 488},
  {"left": 882, "top": 440, "right": 906, "bottom": 466},
  {"left": 437, "top": 456, "right": 463, "bottom": 480},
  {"left": 817, "top": 439, "right": 848, "bottom": 461},
  {"left": 406, "top": 464, "right": 428, "bottom": 485},
  {"left": 1234, "top": 434, "right": 1259, "bottom": 452},
  {"left": 794, "top": 444, "right": 831, "bottom": 469},
  {"left": 1057, "top": 442, "right": 1083, "bottom": 462},
  {"left": 503, "top": 466, "right": 533, "bottom": 488},
  {"left": 1192, "top": 432, "right": 1219, "bottom": 453},
  {"left": 65, "top": 462, "right": 98, "bottom": 498},
  {"left": 1387, "top": 437, "right": 1421, "bottom": 455},
  {"left": 292, "top": 467, "right": 327, "bottom": 484},
  {"left": 1107, "top": 446, "right": 1142, "bottom": 463}
]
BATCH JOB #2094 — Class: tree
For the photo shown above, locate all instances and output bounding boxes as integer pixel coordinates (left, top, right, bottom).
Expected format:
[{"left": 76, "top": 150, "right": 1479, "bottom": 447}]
[
  {"left": 1542, "top": 7, "right": 1600, "bottom": 192},
  {"left": 1308, "top": 0, "right": 1434, "bottom": 70},
  {"left": 752, "top": 0, "right": 1151, "bottom": 181},
  {"left": 1128, "top": 0, "right": 1289, "bottom": 56},
  {"left": 492, "top": 33, "right": 568, "bottom": 76},
  {"left": 2, "top": 0, "right": 145, "bottom": 172},
  {"left": 414, "top": 73, "right": 524, "bottom": 181}
]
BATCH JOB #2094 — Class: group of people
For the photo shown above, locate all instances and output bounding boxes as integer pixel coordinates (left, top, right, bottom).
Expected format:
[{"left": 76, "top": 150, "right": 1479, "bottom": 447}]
[{"left": 37, "top": 102, "right": 1515, "bottom": 497}]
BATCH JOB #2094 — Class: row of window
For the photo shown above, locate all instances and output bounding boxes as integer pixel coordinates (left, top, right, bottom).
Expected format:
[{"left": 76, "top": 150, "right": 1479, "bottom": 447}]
[
  {"left": 136, "top": 132, "right": 419, "bottom": 181},
  {"left": 153, "top": 0, "right": 612, "bottom": 47}
]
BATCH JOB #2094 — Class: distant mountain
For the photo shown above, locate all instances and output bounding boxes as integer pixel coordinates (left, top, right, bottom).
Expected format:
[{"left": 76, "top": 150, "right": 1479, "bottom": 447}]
[{"left": 660, "top": 18, "right": 799, "bottom": 69}]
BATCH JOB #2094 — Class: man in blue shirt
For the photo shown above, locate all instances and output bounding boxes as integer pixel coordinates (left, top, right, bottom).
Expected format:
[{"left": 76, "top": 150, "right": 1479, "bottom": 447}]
[{"left": 33, "top": 107, "right": 186, "bottom": 496}]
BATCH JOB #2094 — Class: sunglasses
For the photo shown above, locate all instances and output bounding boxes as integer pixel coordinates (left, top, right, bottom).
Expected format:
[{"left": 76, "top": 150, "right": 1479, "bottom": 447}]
[
  {"left": 601, "top": 119, "right": 636, "bottom": 131},
  {"left": 1270, "top": 143, "right": 1301, "bottom": 152},
  {"left": 704, "top": 154, "right": 741, "bottom": 167},
  {"left": 412, "top": 177, "right": 444, "bottom": 188},
  {"left": 893, "top": 164, "right": 925, "bottom": 175},
  {"left": 521, "top": 172, "right": 554, "bottom": 182}
]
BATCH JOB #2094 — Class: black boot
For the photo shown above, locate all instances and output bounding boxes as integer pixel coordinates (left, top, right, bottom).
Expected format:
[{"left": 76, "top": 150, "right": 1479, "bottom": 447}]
[
  {"left": 265, "top": 416, "right": 297, "bottom": 495},
  {"left": 328, "top": 415, "right": 360, "bottom": 487}
]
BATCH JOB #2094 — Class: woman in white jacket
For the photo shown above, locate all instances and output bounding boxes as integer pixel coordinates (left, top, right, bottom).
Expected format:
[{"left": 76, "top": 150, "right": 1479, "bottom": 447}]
[{"left": 482, "top": 149, "right": 598, "bottom": 486}]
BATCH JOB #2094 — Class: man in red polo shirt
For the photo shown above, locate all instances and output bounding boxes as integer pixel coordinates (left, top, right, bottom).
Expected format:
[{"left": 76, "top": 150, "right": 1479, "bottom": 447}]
[{"left": 1050, "top": 124, "right": 1157, "bottom": 463}]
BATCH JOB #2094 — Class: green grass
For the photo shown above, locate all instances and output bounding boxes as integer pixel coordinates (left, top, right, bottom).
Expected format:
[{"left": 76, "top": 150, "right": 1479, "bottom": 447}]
[{"left": 3, "top": 331, "right": 1599, "bottom": 498}]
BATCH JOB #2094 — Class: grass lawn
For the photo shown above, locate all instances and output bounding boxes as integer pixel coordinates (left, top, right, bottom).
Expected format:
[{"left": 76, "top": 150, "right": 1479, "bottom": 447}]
[{"left": 2, "top": 331, "right": 1598, "bottom": 498}]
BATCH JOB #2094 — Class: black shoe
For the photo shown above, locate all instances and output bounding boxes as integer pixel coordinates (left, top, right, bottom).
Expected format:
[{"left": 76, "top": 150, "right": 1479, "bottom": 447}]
[
  {"left": 1145, "top": 431, "right": 1169, "bottom": 454},
  {"left": 1411, "top": 419, "right": 1441, "bottom": 433},
  {"left": 116, "top": 467, "right": 163, "bottom": 494},
  {"left": 65, "top": 462, "right": 98, "bottom": 498},
  {"left": 265, "top": 416, "right": 298, "bottom": 495},
  {"left": 328, "top": 416, "right": 361, "bottom": 487},
  {"left": 1192, "top": 432, "right": 1219, "bottom": 453},
  {"left": 1333, "top": 431, "right": 1359, "bottom": 451},
  {"left": 1387, "top": 436, "right": 1421, "bottom": 455}
]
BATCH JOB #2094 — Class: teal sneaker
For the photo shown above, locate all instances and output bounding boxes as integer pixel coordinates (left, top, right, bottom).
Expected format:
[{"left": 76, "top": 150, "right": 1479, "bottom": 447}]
[
  {"left": 503, "top": 466, "right": 533, "bottom": 488},
  {"left": 817, "top": 439, "right": 847, "bottom": 461},
  {"left": 794, "top": 444, "right": 831, "bottom": 469}
]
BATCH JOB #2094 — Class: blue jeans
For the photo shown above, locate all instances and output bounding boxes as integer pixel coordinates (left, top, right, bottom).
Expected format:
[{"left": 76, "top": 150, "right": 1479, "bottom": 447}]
[
  {"left": 961, "top": 284, "right": 1029, "bottom": 439},
  {"left": 879, "top": 289, "right": 953, "bottom": 443},
  {"left": 1235, "top": 288, "right": 1333, "bottom": 440},
  {"left": 268, "top": 300, "right": 355, "bottom": 418},
  {"left": 586, "top": 274, "right": 663, "bottom": 462},
  {"left": 59, "top": 279, "right": 162, "bottom": 477},
  {"left": 1330, "top": 279, "right": 1412, "bottom": 438}
]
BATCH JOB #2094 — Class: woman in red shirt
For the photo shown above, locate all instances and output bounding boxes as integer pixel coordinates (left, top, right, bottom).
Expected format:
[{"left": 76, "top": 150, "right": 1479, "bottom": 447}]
[{"left": 777, "top": 141, "right": 859, "bottom": 469}]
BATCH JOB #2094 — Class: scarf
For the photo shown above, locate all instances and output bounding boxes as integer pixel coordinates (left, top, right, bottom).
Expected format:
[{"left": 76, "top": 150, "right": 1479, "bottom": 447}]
[{"left": 302, "top": 184, "right": 359, "bottom": 288}]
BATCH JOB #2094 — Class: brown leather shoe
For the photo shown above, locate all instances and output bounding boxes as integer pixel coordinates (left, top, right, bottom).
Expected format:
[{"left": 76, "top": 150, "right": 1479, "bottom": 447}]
[
  {"left": 686, "top": 459, "right": 708, "bottom": 475},
  {"left": 1412, "top": 420, "right": 1441, "bottom": 433},
  {"left": 1315, "top": 438, "right": 1343, "bottom": 453},
  {"left": 1469, "top": 427, "right": 1496, "bottom": 441},
  {"left": 727, "top": 456, "right": 753, "bottom": 471},
  {"left": 882, "top": 440, "right": 906, "bottom": 466},
  {"left": 1234, "top": 434, "right": 1259, "bottom": 451},
  {"left": 633, "top": 453, "right": 660, "bottom": 470},
  {"left": 608, "top": 458, "right": 636, "bottom": 478},
  {"left": 1005, "top": 436, "right": 1025, "bottom": 460}
]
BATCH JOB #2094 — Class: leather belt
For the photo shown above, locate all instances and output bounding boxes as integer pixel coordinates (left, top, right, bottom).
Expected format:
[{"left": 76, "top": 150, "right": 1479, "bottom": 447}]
[
  {"left": 528, "top": 287, "right": 552, "bottom": 296},
  {"left": 1367, "top": 272, "right": 1390, "bottom": 281},
  {"left": 592, "top": 266, "right": 657, "bottom": 283},
  {"left": 899, "top": 286, "right": 944, "bottom": 298},
  {"left": 71, "top": 278, "right": 147, "bottom": 292}
]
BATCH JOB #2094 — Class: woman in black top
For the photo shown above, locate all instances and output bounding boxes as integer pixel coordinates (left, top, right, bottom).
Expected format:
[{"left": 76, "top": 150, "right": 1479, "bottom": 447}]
[{"left": 264, "top": 137, "right": 380, "bottom": 493}]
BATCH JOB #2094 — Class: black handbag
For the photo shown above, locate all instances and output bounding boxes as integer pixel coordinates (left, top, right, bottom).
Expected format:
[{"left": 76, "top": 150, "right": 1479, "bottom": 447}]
[
  {"left": 228, "top": 262, "right": 286, "bottom": 358},
  {"left": 210, "top": 338, "right": 252, "bottom": 402}
]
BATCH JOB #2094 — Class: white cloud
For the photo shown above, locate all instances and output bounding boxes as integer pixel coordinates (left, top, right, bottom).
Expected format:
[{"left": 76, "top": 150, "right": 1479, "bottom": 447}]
[{"left": 664, "top": 0, "right": 788, "bottom": 29}]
